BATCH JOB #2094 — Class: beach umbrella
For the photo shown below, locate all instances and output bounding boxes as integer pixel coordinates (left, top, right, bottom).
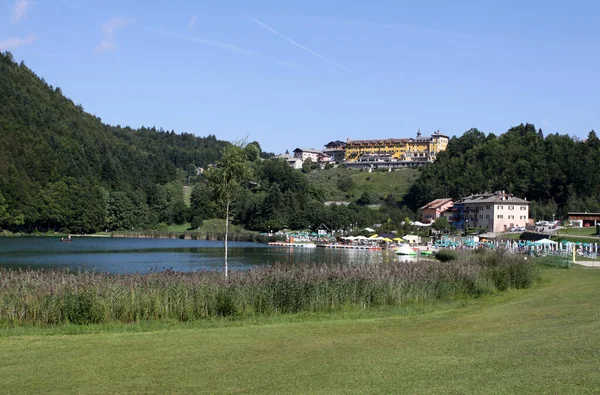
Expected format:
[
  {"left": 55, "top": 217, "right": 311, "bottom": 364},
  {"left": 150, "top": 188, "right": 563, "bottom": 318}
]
[
  {"left": 369, "top": 234, "right": 379, "bottom": 239},
  {"left": 393, "top": 237, "right": 404, "bottom": 242},
  {"left": 533, "top": 238, "right": 557, "bottom": 245}
]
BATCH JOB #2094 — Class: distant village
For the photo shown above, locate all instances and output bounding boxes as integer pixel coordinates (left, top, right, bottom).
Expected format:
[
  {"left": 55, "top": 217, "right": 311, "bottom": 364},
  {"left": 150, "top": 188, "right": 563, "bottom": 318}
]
[{"left": 277, "top": 130, "right": 449, "bottom": 170}]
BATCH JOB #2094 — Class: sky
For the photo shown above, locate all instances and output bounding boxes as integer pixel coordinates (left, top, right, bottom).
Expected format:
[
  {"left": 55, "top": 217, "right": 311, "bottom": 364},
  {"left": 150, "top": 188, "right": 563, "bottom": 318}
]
[{"left": 1, "top": 0, "right": 599, "bottom": 154}]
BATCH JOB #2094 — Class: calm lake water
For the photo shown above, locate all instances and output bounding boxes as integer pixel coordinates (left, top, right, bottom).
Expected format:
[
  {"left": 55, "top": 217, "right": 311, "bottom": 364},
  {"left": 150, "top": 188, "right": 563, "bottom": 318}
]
[{"left": 0, "top": 237, "right": 408, "bottom": 273}]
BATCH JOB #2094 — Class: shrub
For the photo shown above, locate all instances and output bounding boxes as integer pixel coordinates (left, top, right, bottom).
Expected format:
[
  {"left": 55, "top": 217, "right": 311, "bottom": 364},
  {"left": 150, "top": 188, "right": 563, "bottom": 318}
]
[{"left": 436, "top": 249, "right": 458, "bottom": 262}]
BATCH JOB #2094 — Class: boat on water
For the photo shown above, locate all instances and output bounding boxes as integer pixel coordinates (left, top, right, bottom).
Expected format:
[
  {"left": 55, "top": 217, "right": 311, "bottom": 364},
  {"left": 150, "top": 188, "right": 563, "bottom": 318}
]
[
  {"left": 267, "top": 242, "right": 317, "bottom": 248},
  {"left": 395, "top": 244, "right": 417, "bottom": 256}
]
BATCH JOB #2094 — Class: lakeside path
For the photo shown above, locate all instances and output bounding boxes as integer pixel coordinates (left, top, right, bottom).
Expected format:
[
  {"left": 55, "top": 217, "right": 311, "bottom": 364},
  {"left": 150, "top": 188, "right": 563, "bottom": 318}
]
[
  {"left": 576, "top": 260, "right": 600, "bottom": 268},
  {"left": 1, "top": 268, "right": 599, "bottom": 393}
]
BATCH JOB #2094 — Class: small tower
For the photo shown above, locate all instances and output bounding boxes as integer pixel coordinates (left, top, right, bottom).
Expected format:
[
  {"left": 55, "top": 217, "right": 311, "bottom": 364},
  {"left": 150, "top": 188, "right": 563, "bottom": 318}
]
[{"left": 417, "top": 128, "right": 422, "bottom": 138}]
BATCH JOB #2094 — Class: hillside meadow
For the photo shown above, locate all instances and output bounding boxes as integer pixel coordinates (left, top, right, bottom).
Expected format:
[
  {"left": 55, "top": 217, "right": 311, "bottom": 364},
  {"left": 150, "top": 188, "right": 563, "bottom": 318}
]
[
  {"left": 0, "top": 266, "right": 598, "bottom": 393},
  {"left": 307, "top": 167, "right": 418, "bottom": 202}
]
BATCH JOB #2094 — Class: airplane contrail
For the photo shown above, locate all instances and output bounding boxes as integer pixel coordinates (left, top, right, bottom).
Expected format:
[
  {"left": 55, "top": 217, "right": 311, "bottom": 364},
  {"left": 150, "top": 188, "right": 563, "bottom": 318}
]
[
  {"left": 251, "top": 17, "right": 351, "bottom": 72},
  {"left": 160, "top": 30, "right": 262, "bottom": 57}
]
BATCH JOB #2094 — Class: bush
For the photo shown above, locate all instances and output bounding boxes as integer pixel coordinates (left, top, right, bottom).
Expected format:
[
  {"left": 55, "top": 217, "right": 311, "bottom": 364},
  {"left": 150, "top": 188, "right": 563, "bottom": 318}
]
[{"left": 436, "top": 249, "right": 458, "bottom": 262}]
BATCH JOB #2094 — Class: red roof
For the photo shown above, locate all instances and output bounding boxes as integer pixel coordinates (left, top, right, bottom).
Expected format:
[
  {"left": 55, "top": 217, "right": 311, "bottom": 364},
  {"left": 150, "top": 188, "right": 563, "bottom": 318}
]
[{"left": 420, "top": 198, "right": 453, "bottom": 210}]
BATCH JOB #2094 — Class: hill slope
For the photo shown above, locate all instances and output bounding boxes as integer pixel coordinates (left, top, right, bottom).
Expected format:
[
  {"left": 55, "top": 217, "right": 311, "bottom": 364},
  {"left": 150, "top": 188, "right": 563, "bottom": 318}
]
[
  {"left": 306, "top": 167, "right": 418, "bottom": 202},
  {"left": 0, "top": 51, "right": 229, "bottom": 232}
]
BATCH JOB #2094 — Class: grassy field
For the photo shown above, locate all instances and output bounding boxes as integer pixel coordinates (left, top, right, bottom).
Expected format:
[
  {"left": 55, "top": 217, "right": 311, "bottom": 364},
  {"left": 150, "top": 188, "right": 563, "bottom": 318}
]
[
  {"left": 558, "top": 227, "right": 598, "bottom": 237},
  {"left": 1, "top": 267, "right": 598, "bottom": 393},
  {"left": 307, "top": 167, "right": 418, "bottom": 201}
]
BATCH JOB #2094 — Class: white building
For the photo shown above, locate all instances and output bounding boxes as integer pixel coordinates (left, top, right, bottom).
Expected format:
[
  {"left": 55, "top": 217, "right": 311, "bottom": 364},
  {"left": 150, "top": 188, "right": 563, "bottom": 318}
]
[
  {"left": 456, "top": 191, "right": 530, "bottom": 233},
  {"left": 293, "top": 148, "right": 324, "bottom": 162},
  {"left": 275, "top": 153, "right": 303, "bottom": 169}
]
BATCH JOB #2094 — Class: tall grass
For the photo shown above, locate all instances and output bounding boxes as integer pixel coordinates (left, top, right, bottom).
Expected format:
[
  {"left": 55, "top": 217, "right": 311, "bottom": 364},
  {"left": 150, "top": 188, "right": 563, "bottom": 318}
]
[{"left": 0, "top": 251, "right": 538, "bottom": 326}]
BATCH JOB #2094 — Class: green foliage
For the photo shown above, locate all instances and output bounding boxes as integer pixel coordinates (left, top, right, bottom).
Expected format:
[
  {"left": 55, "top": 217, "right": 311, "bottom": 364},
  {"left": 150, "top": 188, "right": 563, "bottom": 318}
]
[
  {"left": 435, "top": 249, "right": 458, "bottom": 262},
  {"left": 336, "top": 174, "right": 355, "bottom": 192},
  {"left": 404, "top": 123, "right": 600, "bottom": 219},
  {"left": 357, "top": 191, "right": 378, "bottom": 206},
  {"left": 301, "top": 158, "right": 314, "bottom": 173},
  {"left": 0, "top": 191, "right": 9, "bottom": 228},
  {"left": 431, "top": 217, "right": 450, "bottom": 231}
]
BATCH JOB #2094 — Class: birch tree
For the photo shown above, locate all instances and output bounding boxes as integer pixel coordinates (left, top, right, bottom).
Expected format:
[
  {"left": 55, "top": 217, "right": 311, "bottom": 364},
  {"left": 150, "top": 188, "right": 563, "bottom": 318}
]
[{"left": 206, "top": 142, "right": 252, "bottom": 278}]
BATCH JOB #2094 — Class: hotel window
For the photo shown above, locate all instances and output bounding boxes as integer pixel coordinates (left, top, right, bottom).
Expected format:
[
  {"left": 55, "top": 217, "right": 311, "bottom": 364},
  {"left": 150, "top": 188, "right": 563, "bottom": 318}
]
[
  {"left": 497, "top": 205, "right": 503, "bottom": 210},
  {"left": 497, "top": 215, "right": 503, "bottom": 219},
  {"left": 479, "top": 215, "right": 483, "bottom": 219},
  {"left": 520, "top": 216, "right": 526, "bottom": 220},
  {"left": 508, "top": 215, "right": 514, "bottom": 219},
  {"left": 520, "top": 206, "right": 527, "bottom": 211},
  {"left": 486, "top": 205, "right": 490, "bottom": 210},
  {"left": 486, "top": 215, "right": 490, "bottom": 219},
  {"left": 508, "top": 206, "right": 514, "bottom": 210}
]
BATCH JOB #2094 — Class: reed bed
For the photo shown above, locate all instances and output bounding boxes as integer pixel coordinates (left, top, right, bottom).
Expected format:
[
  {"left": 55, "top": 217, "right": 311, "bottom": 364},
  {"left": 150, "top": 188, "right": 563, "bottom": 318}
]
[{"left": 0, "top": 251, "right": 538, "bottom": 326}]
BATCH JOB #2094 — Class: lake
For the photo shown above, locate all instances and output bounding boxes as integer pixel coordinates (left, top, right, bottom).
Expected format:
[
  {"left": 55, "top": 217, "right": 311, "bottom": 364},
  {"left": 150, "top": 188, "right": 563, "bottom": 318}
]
[{"left": 0, "top": 237, "right": 409, "bottom": 273}]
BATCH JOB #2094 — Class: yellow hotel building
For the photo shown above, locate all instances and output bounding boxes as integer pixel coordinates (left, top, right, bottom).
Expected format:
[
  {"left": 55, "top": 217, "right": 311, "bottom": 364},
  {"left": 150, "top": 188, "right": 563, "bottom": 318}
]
[{"left": 345, "top": 130, "right": 449, "bottom": 164}]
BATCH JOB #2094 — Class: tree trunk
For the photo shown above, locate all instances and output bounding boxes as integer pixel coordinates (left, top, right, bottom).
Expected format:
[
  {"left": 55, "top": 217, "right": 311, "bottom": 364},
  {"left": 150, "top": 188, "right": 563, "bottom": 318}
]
[{"left": 224, "top": 199, "right": 229, "bottom": 279}]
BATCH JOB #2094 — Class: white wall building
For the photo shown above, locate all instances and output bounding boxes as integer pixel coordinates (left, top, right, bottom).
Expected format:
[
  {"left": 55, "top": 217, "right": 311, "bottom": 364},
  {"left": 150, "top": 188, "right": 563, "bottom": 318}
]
[
  {"left": 458, "top": 191, "right": 529, "bottom": 233},
  {"left": 293, "top": 148, "right": 323, "bottom": 162}
]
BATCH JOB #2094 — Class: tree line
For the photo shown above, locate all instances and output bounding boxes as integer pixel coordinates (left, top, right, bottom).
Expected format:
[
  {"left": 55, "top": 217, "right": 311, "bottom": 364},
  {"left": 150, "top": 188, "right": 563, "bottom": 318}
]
[
  {"left": 403, "top": 123, "right": 600, "bottom": 221},
  {"left": 0, "top": 51, "right": 231, "bottom": 233},
  {"left": 2, "top": 51, "right": 597, "bottom": 234}
]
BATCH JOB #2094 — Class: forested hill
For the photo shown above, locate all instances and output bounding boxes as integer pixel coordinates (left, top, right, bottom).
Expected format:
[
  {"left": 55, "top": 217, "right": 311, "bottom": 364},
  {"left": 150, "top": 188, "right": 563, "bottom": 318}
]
[
  {"left": 0, "top": 51, "right": 230, "bottom": 232},
  {"left": 403, "top": 124, "right": 600, "bottom": 220}
]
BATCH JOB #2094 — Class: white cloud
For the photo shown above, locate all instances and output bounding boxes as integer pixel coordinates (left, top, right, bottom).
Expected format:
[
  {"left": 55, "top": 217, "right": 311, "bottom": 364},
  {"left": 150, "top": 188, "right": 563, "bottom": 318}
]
[
  {"left": 12, "top": 0, "right": 33, "bottom": 22},
  {"left": 0, "top": 34, "right": 37, "bottom": 50},
  {"left": 96, "top": 16, "right": 134, "bottom": 52},
  {"left": 187, "top": 16, "right": 197, "bottom": 30}
]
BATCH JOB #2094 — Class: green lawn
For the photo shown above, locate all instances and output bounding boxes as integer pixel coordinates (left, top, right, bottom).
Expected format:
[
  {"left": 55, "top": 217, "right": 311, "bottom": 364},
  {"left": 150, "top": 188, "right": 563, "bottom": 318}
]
[
  {"left": 558, "top": 227, "right": 598, "bottom": 237},
  {"left": 1, "top": 267, "right": 599, "bottom": 393},
  {"left": 166, "top": 223, "right": 192, "bottom": 232}
]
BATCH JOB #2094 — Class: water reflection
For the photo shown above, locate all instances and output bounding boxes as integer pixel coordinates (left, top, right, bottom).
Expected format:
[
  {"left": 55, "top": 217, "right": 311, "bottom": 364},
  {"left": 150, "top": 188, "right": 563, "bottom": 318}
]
[{"left": 0, "top": 237, "right": 426, "bottom": 274}]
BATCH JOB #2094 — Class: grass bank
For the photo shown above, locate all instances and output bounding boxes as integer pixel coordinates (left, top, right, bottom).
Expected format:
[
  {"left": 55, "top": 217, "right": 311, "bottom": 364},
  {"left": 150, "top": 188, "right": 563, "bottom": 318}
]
[{"left": 0, "top": 267, "right": 598, "bottom": 393}]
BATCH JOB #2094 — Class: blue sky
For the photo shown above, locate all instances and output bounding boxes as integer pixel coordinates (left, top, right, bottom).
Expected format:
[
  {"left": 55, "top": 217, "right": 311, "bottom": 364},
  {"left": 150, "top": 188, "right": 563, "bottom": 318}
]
[{"left": 2, "top": 0, "right": 599, "bottom": 154}]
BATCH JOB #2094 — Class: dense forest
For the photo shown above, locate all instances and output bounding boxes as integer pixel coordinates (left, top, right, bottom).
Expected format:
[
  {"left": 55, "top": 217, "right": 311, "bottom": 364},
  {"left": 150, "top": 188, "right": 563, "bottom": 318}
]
[
  {"left": 0, "top": 51, "right": 232, "bottom": 233},
  {"left": 403, "top": 124, "right": 600, "bottom": 221}
]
